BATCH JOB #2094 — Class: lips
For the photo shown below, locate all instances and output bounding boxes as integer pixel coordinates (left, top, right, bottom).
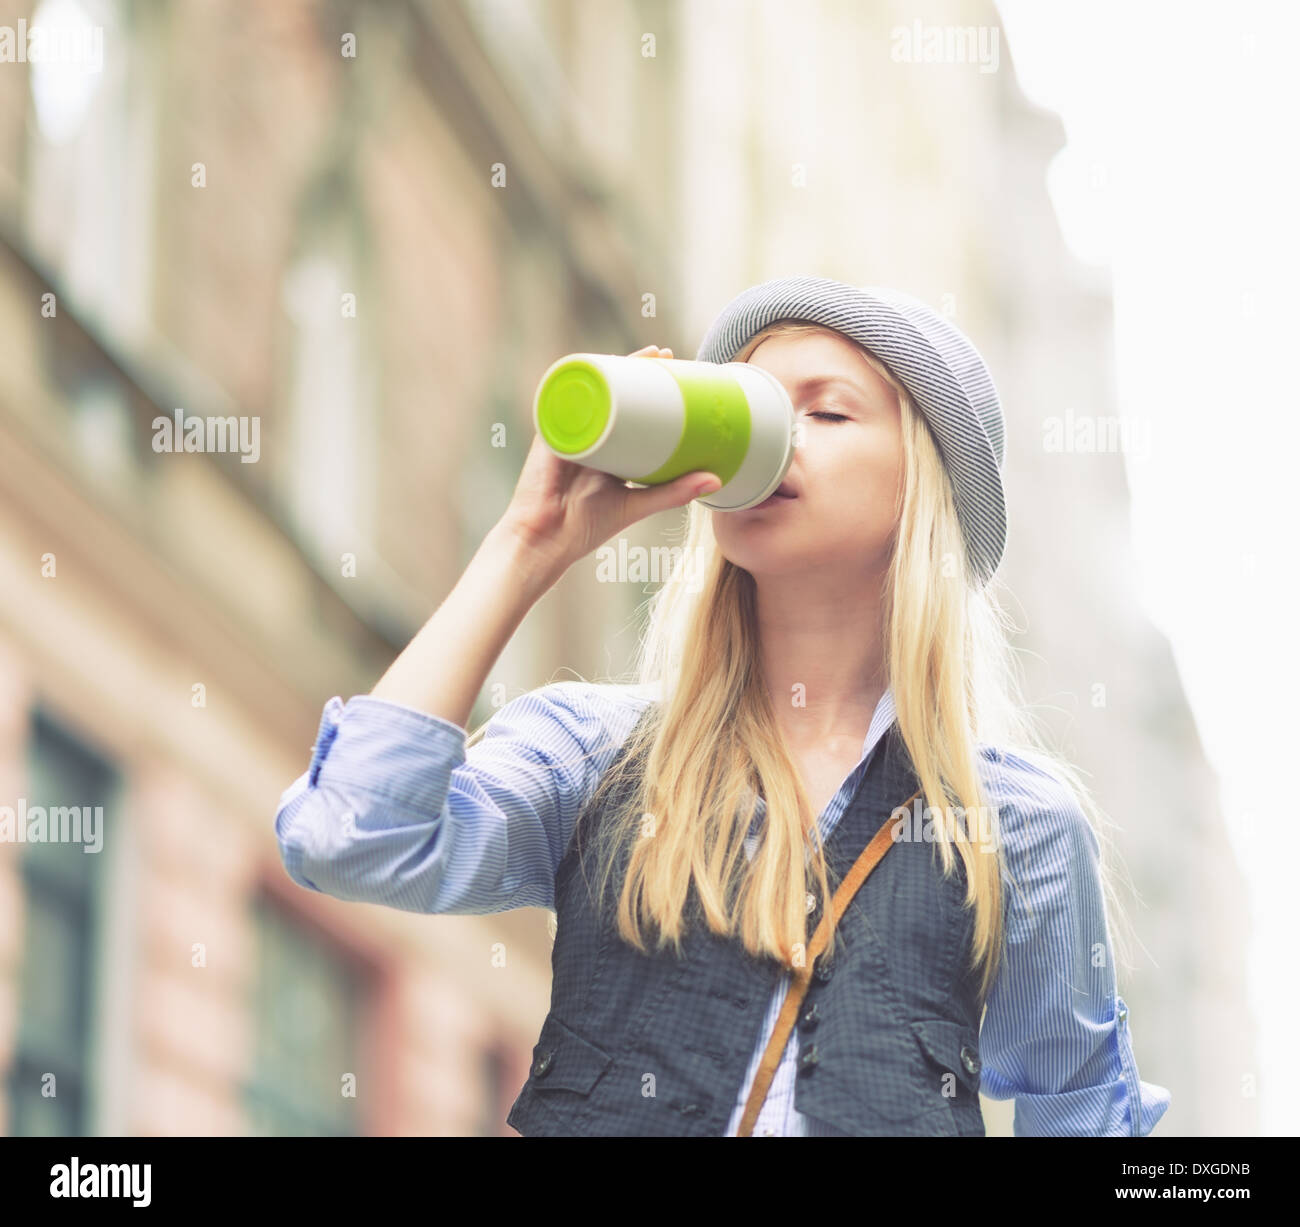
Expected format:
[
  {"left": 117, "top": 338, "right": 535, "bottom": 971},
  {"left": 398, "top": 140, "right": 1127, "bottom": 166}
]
[{"left": 749, "top": 480, "right": 798, "bottom": 509}]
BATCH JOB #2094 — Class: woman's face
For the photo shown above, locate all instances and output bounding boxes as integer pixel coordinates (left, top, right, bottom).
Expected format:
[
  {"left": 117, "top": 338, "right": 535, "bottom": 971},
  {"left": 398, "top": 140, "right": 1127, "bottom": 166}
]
[{"left": 711, "top": 327, "right": 904, "bottom": 580}]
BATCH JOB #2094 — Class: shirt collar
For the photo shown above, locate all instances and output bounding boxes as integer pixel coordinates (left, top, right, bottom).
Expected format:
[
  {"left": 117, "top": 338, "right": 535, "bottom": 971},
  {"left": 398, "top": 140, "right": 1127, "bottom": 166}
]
[
  {"left": 861, "top": 686, "right": 897, "bottom": 766},
  {"left": 740, "top": 685, "right": 898, "bottom": 845}
]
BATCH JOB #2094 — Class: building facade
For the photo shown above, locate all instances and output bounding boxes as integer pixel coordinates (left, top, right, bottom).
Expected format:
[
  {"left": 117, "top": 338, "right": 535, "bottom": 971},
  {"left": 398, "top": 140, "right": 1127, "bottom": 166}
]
[{"left": 0, "top": 0, "right": 1250, "bottom": 1136}]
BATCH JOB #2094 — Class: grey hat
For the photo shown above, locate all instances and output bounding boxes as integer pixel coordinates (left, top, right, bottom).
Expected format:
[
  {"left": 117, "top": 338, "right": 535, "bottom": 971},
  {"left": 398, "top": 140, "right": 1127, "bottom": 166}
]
[{"left": 695, "top": 275, "right": 1008, "bottom": 587}]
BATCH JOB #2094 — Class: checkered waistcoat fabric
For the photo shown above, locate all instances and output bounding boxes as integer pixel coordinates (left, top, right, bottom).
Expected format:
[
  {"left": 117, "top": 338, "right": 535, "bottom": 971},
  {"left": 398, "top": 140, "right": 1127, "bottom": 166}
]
[{"left": 506, "top": 706, "right": 986, "bottom": 1137}]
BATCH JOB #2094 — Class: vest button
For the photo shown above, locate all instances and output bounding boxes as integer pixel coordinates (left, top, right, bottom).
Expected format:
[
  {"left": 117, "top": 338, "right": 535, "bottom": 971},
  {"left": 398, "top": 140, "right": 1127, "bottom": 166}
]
[
  {"left": 798, "top": 1002, "right": 821, "bottom": 1031},
  {"left": 805, "top": 891, "right": 817, "bottom": 914},
  {"left": 798, "top": 1043, "right": 820, "bottom": 1073},
  {"left": 960, "top": 1044, "right": 980, "bottom": 1075},
  {"left": 813, "top": 958, "right": 833, "bottom": 984},
  {"left": 532, "top": 1050, "right": 554, "bottom": 1078}
]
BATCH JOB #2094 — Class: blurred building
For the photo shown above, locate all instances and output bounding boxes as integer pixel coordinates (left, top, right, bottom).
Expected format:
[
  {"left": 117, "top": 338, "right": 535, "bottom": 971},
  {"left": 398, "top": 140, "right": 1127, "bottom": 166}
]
[
  {"left": 665, "top": 0, "right": 1254, "bottom": 1137},
  {"left": 0, "top": 0, "right": 1253, "bottom": 1136},
  {"left": 0, "top": 0, "right": 668, "bottom": 1136}
]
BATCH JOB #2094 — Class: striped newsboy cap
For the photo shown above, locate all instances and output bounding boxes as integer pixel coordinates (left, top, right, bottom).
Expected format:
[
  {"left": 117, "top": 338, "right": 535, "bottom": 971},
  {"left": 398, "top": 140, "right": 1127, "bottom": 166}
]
[{"left": 695, "top": 275, "right": 1008, "bottom": 587}]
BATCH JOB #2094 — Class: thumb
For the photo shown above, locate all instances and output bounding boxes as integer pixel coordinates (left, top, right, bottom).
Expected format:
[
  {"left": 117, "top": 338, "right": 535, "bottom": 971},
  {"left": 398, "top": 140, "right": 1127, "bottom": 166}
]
[{"left": 628, "top": 470, "right": 722, "bottom": 518}]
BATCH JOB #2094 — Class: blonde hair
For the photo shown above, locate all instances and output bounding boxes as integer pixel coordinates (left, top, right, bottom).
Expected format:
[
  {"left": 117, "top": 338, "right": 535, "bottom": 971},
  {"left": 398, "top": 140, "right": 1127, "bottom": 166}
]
[{"left": 478, "top": 320, "right": 1138, "bottom": 1007}]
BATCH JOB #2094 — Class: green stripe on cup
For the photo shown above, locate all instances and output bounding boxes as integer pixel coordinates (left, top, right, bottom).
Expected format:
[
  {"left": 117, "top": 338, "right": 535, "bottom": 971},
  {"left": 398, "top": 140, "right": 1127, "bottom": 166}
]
[
  {"left": 536, "top": 359, "right": 613, "bottom": 454},
  {"left": 633, "top": 362, "right": 751, "bottom": 486}
]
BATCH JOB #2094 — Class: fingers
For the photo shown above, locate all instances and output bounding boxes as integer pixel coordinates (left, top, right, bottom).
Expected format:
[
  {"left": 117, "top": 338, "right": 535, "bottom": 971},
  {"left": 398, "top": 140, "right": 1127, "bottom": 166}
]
[
  {"left": 625, "top": 470, "right": 720, "bottom": 522},
  {"left": 628, "top": 345, "right": 674, "bottom": 358}
]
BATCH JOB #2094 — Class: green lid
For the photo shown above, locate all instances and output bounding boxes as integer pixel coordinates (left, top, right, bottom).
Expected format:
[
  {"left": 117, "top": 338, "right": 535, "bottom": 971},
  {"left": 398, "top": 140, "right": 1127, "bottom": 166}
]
[{"left": 536, "top": 359, "right": 612, "bottom": 454}]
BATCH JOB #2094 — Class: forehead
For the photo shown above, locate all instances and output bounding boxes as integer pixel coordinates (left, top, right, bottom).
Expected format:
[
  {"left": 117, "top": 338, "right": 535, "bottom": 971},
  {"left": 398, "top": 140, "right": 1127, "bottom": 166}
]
[{"left": 745, "top": 328, "right": 886, "bottom": 397}]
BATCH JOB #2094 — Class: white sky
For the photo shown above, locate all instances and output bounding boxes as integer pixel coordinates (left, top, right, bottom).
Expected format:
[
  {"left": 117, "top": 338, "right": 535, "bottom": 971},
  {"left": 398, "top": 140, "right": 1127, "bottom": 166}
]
[{"left": 994, "top": 0, "right": 1299, "bottom": 1136}]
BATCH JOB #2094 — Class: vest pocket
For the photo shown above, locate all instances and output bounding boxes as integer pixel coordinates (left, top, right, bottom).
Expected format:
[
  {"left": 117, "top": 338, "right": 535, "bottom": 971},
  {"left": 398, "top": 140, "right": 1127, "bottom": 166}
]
[
  {"left": 908, "top": 1016, "right": 982, "bottom": 1098},
  {"left": 526, "top": 1015, "right": 615, "bottom": 1096}
]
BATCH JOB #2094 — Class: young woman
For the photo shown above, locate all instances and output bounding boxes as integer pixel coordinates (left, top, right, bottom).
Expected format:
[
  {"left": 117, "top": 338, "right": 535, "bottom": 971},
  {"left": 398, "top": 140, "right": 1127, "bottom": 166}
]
[{"left": 275, "top": 275, "right": 1171, "bottom": 1137}]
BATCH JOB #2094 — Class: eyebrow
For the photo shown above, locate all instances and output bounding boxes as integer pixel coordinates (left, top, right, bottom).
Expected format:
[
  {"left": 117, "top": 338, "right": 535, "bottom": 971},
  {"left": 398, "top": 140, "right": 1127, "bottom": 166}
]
[{"left": 795, "top": 375, "right": 870, "bottom": 401}]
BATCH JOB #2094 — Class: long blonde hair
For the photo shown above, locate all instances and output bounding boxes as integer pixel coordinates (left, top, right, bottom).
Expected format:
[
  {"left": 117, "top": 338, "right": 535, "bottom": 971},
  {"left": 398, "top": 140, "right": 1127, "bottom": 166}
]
[{"left": 479, "top": 320, "right": 1137, "bottom": 1007}]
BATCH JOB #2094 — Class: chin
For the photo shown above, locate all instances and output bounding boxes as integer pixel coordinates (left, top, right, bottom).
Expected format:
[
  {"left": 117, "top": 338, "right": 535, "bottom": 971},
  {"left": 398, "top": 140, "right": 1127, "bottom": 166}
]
[
  {"left": 716, "top": 546, "right": 809, "bottom": 577},
  {"left": 719, "top": 535, "right": 886, "bottom": 579}
]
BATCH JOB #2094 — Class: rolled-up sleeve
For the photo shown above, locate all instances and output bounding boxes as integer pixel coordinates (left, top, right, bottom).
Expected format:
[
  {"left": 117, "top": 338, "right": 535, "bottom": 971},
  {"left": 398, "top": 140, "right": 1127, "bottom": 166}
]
[
  {"left": 273, "top": 683, "right": 618, "bottom": 915},
  {"left": 977, "top": 749, "right": 1172, "bottom": 1136}
]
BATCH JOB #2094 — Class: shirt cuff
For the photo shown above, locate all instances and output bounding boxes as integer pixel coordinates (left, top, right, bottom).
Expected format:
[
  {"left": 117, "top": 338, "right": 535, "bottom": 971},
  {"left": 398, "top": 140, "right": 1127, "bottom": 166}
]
[
  {"left": 308, "top": 694, "right": 469, "bottom": 815},
  {"left": 1012, "top": 995, "right": 1172, "bottom": 1137},
  {"left": 1013, "top": 1077, "right": 1172, "bottom": 1137}
]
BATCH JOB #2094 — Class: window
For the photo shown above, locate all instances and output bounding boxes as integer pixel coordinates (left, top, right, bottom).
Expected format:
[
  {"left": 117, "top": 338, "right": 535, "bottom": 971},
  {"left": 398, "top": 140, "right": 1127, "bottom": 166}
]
[
  {"left": 280, "top": 249, "right": 375, "bottom": 570},
  {"left": 245, "top": 897, "right": 364, "bottom": 1136},
  {"left": 7, "top": 710, "right": 116, "bottom": 1136},
  {"left": 24, "top": 0, "right": 153, "bottom": 495},
  {"left": 24, "top": 0, "right": 154, "bottom": 339}
]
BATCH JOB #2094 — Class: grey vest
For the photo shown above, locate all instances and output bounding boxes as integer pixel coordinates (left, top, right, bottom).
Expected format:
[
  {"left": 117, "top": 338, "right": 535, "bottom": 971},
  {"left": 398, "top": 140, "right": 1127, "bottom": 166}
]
[{"left": 507, "top": 706, "right": 986, "bottom": 1137}]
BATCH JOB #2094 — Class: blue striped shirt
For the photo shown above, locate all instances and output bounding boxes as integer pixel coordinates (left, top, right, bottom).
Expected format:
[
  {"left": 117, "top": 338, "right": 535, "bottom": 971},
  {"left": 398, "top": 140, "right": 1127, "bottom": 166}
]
[{"left": 274, "top": 680, "right": 1171, "bottom": 1137}]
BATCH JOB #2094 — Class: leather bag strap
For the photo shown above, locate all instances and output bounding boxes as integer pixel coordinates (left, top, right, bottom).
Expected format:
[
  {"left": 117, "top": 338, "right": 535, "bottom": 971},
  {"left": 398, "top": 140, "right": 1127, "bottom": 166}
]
[{"left": 736, "top": 786, "right": 922, "bottom": 1137}]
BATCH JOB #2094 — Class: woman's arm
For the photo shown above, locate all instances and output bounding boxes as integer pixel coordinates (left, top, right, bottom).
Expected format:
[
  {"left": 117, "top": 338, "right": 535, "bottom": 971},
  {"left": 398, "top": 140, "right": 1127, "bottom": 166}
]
[
  {"left": 976, "top": 749, "right": 1172, "bottom": 1136},
  {"left": 368, "top": 345, "right": 721, "bottom": 728},
  {"left": 274, "top": 682, "right": 642, "bottom": 914},
  {"left": 367, "top": 518, "right": 568, "bottom": 729},
  {"left": 273, "top": 344, "right": 719, "bottom": 912}
]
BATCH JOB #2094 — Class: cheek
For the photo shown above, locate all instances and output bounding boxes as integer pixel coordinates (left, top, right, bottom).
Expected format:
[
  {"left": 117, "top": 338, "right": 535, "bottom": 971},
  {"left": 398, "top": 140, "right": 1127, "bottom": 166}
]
[
  {"left": 811, "top": 437, "right": 902, "bottom": 532},
  {"left": 812, "top": 432, "right": 901, "bottom": 496}
]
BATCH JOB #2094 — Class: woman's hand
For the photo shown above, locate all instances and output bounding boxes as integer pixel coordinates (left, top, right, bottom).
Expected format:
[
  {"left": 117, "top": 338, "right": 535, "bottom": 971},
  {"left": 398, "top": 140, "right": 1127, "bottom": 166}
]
[{"left": 499, "top": 345, "right": 721, "bottom": 570}]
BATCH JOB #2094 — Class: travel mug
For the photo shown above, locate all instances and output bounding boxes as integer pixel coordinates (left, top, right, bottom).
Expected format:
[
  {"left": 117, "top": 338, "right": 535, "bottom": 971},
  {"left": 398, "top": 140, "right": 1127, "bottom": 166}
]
[{"left": 532, "top": 353, "right": 796, "bottom": 511}]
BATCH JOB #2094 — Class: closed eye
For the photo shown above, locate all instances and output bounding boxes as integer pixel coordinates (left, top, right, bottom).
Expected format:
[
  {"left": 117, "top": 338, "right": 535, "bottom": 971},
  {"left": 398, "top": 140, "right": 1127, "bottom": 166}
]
[{"left": 808, "top": 411, "right": 849, "bottom": 422}]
